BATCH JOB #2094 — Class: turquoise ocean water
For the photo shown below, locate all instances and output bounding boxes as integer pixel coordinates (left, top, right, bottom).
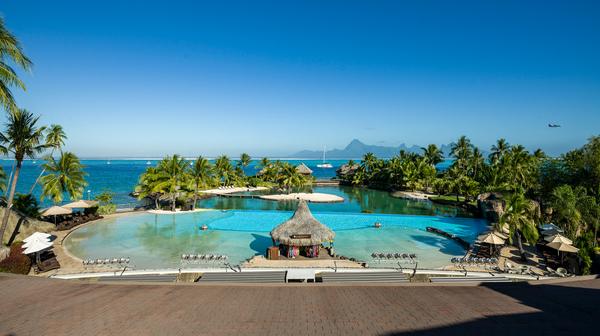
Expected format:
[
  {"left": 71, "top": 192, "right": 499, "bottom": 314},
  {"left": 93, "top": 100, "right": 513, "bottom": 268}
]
[{"left": 1, "top": 158, "right": 453, "bottom": 208}]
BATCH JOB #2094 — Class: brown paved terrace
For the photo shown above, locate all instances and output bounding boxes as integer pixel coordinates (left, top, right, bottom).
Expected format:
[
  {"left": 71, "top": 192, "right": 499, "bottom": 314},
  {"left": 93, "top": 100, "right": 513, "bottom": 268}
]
[{"left": 0, "top": 274, "right": 598, "bottom": 336}]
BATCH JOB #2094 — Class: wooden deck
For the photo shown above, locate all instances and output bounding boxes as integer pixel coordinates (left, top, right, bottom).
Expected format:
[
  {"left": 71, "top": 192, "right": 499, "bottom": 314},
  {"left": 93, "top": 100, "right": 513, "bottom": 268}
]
[{"left": 0, "top": 274, "right": 598, "bottom": 335}]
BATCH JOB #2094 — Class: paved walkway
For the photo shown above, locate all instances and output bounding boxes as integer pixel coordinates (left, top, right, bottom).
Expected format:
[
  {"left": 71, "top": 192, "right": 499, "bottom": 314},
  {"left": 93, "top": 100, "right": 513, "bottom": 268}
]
[{"left": 0, "top": 274, "right": 598, "bottom": 335}]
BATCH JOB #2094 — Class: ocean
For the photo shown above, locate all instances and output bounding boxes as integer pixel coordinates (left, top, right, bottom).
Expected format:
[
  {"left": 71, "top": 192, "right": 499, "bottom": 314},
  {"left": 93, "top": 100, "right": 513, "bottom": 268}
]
[{"left": 0, "top": 158, "right": 453, "bottom": 208}]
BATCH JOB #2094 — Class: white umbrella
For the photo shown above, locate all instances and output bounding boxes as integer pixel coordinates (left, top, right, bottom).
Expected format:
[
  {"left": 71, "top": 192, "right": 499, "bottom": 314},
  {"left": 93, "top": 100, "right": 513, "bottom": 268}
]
[
  {"left": 22, "top": 239, "right": 53, "bottom": 254},
  {"left": 544, "top": 234, "right": 573, "bottom": 245},
  {"left": 23, "top": 232, "right": 51, "bottom": 243},
  {"left": 492, "top": 231, "right": 508, "bottom": 239},
  {"left": 63, "top": 200, "right": 98, "bottom": 209}
]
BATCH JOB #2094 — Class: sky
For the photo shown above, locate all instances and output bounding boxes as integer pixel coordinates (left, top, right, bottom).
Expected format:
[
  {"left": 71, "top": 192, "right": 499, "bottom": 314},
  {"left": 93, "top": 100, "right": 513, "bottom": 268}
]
[{"left": 1, "top": 0, "right": 600, "bottom": 157}]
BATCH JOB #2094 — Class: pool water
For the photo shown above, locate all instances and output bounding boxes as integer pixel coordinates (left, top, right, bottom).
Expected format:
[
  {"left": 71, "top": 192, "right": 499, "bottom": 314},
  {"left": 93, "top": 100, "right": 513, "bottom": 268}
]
[{"left": 64, "top": 209, "right": 488, "bottom": 269}]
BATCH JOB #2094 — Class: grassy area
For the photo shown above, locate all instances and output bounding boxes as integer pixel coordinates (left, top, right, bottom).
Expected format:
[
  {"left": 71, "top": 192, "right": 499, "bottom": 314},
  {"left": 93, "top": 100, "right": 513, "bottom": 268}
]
[{"left": 429, "top": 195, "right": 477, "bottom": 207}]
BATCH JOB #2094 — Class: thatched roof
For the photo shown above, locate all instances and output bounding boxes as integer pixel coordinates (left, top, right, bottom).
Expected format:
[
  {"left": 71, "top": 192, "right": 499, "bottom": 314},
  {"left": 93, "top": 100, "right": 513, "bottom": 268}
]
[
  {"left": 270, "top": 200, "right": 334, "bottom": 246},
  {"left": 295, "top": 163, "right": 313, "bottom": 175}
]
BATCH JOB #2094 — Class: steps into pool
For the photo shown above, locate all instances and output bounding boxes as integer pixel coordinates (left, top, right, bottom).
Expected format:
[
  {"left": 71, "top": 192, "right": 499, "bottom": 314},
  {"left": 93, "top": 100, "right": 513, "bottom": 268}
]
[
  {"left": 429, "top": 276, "right": 510, "bottom": 283},
  {"left": 319, "top": 271, "right": 409, "bottom": 283},
  {"left": 96, "top": 274, "right": 178, "bottom": 283},
  {"left": 197, "top": 271, "right": 287, "bottom": 283}
]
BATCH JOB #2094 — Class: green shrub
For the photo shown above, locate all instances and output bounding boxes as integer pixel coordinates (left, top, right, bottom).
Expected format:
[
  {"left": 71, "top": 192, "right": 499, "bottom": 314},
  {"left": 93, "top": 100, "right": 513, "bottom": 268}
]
[
  {"left": 97, "top": 204, "right": 116, "bottom": 215},
  {"left": 0, "top": 242, "right": 32, "bottom": 274}
]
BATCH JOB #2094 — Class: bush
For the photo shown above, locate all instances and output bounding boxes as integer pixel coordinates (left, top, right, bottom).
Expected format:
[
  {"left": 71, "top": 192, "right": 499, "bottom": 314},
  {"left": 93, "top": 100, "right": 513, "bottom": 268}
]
[
  {"left": 97, "top": 204, "right": 116, "bottom": 215},
  {"left": 0, "top": 242, "right": 32, "bottom": 274}
]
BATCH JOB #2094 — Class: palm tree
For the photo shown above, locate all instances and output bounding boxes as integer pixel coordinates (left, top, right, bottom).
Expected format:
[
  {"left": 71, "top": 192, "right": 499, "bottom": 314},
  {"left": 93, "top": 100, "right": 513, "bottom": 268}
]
[
  {"left": 153, "top": 155, "right": 189, "bottom": 211},
  {"left": 498, "top": 192, "right": 539, "bottom": 261},
  {"left": 278, "top": 162, "right": 305, "bottom": 192},
  {"left": 29, "top": 124, "right": 67, "bottom": 193},
  {"left": 0, "top": 18, "right": 32, "bottom": 112},
  {"left": 39, "top": 152, "right": 87, "bottom": 204},
  {"left": 239, "top": 153, "right": 251, "bottom": 168},
  {"left": 421, "top": 144, "right": 443, "bottom": 166},
  {"left": 450, "top": 136, "right": 473, "bottom": 170},
  {"left": 257, "top": 157, "right": 270, "bottom": 170},
  {"left": 214, "top": 155, "right": 235, "bottom": 186},
  {"left": 136, "top": 166, "right": 162, "bottom": 209},
  {"left": 489, "top": 138, "right": 509, "bottom": 163},
  {"left": 189, "top": 156, "right": 213, "bottom": 210},
  {"left": 0, "top": 109, "right": 47, "bottom": 243},
  {"left": 470, "top": 147, "right": 485, "bottom": 179},
  {"left": 549, "top": 185, "right": 583, "bottom": 238}
]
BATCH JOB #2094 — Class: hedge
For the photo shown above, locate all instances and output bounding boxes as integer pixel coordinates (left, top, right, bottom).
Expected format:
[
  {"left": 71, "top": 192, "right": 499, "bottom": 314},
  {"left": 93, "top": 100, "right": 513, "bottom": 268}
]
[{"left": 0, "top": 242, "right": 32, "bottom": 274}]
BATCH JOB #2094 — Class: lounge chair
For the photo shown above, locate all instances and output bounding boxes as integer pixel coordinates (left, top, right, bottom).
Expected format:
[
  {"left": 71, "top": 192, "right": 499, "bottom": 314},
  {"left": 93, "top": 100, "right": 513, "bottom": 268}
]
[
  {"left": 556, "top": 267, "right": 568, "bottom": 277},
  {"left": 35, "top": 257, "right": 60, "bottom": 273}
]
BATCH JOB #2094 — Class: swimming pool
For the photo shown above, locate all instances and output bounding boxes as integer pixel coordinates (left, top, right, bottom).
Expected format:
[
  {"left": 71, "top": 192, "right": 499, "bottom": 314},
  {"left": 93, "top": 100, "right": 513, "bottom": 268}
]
[{"left": 64, "top": 210, "right": 488, "bottom": 269}]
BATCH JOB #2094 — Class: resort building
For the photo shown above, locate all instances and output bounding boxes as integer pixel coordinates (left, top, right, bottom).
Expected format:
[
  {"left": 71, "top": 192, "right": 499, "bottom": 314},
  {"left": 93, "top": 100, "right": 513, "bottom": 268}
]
[
  {"left": 295, "top": 163, "right": 313, "bottom": 175},
  {"left": 270, "top": 200, "right": 335, "bottom": 258}
]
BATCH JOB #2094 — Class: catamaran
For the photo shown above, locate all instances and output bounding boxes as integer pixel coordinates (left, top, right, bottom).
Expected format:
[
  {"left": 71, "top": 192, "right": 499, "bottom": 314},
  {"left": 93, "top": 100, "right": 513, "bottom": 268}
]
[{"left": 317, "top": 146, "right": 333, "bottom": 168}]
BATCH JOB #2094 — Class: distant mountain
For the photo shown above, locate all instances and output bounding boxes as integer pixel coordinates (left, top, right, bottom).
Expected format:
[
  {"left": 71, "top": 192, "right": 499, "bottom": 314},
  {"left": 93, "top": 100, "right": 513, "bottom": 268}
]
[{"left": 291, "top": 139, "right": 453, "bottom": 159}]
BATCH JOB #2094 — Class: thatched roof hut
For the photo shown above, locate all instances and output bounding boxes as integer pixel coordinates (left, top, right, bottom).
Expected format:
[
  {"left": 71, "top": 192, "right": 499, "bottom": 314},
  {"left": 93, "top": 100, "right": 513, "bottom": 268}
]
[
  {"left": 295, "top": 163, "right": 313, "bottom": 175},
  {"left": 270, "top": 200, "right": 334, "bottom": 246}
]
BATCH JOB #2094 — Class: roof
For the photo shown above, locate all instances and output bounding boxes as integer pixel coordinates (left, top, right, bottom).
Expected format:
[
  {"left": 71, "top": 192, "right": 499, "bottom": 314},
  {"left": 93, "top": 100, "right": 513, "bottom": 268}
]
[
  {"left": 270, "top": 200, "right": 334, "bottom": 246},
  {"left": 295, "top": 163, "right": 313, "bottom": 175},
  {"left": 63, "top": 200, "right": 99, "bottom": 209}
]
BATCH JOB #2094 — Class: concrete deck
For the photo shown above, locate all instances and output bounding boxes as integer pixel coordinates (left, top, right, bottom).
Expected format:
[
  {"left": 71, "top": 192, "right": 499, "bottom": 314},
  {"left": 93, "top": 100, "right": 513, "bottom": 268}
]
[{"left": 0, "top": 274, "right": 597, "bottom": 335}]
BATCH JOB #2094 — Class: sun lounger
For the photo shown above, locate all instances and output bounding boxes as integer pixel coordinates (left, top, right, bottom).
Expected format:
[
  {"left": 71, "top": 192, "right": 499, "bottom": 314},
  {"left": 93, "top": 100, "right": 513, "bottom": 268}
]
[{"left": 35, "top": 257, "right": 61, "bottom": 273}]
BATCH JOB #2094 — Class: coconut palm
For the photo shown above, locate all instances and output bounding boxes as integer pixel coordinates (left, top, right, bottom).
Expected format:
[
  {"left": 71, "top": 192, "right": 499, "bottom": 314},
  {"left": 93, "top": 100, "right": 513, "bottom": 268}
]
[
  {"left": 0, "top": 18, "right": 32, "bottom": 112},
  {"left": 421, "top": 144, "right": 443, "bottom": 166},
  {"left": 278, "top": 162, "right": 305, "bottom": 192},
  {"left": 257, "top": 157, "right": 270, "bottom": 170},
  {"left": 188, "top": 156, "right": 213, "bottom": 210},
  {"left": 239, "top": 153, "right": 251, "bottom": 168},
  {"left": 0, "top": 109, "right": 47, "bottom": 243},
  {"left": 470, "top": 147, "right": 485, "bottom": 179},
  {"left": 29, "top": 125, "right": 67, "bottom": 193},
  {"left": 549, "top": 185, "right": 584, "bottom": 238},
  {"left": 498, "top": 192, "right": 539, "bottom": 261},
  {"left": 489, "top": 138, "right": 509, "bottom": 163},
  {"left": 214, "top": 155, "right": 235, "bottom": 186},
  {"left": 136, "top": 166, "right": 162, "bottom": 209},
  {"left": 39, "top": 152, "right": 87, "bottom": 204},
  {"left": 450, "top": 136, "right": 473, "bottom": 170},
  {"left": 153, "top": 155, "right": 189, "bottom": 211}
]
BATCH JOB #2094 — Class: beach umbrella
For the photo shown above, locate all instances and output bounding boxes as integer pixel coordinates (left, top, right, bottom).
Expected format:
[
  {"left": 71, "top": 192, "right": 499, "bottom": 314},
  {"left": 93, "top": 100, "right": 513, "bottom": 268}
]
[
  {"left": 492, "top": 231, "right": 508, "bottom": 240},
  {"left": 544, "top": 234, "right": 573, "bottom": 245},
  {"left": 41, "top": 206, "right": 72, "bottom": 225},
  {"left": 546, "top": 242, "right": 579, "bottom": 253},
  {"left": 22, "top": 239, "right": 53, "bottom": 255},
  {"left": 479, "top": 232, "right": 505, "bottom": 245},
  {"left": 63, "top": 200, "right": 99, "bottom": 209},
  {"left": 23, "top": 232, "right": 51, "bottom": 243}
]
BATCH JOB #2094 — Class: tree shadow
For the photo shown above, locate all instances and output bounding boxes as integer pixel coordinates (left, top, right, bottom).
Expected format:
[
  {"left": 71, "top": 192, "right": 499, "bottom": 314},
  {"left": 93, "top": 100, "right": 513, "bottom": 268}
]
[{"left": 384, "top": 277, "right": 600, "bottom": 335}]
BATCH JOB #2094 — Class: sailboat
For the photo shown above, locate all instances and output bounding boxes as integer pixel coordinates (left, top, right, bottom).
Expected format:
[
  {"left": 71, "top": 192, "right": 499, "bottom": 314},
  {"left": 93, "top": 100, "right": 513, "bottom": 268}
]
[{"left": 316, "top": 146, "right": 333, "bottom": 168}]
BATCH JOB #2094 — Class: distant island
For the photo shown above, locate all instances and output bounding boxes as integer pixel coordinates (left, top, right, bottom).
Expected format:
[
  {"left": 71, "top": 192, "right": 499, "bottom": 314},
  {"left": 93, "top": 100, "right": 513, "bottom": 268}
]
[{"left": 291, "top": 139, "right": 453, "bottom": 159}]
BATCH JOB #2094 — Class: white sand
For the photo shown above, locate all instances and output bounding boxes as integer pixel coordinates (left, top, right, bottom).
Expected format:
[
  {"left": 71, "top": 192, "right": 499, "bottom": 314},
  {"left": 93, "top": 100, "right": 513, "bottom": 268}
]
[
  {"left": 201, "top": 186, "right": 269, "bottom": 195},
  {"left": 259, "top": 192, "right": 344, "bottom": 203}
]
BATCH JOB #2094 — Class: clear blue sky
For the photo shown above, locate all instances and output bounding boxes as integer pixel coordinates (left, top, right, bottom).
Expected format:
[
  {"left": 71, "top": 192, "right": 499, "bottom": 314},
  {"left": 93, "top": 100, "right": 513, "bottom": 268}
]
[{"left": 2, "top": 0, "right": 599, "bottom": 157}]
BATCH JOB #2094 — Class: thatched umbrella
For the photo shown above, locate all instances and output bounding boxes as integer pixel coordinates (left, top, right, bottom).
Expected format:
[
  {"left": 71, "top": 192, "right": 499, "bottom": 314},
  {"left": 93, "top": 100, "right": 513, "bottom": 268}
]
[
  {"left": 270, "top": 200, "right": 335, "bottom": 247},
  {"left": 295, "top": 163, "right": 313, "bottom": 175},
  {"left": 478, "top": 231, "right": 505, "bottom": 255},
  {"left": 546, "top": 242, "right": 578, "bottom": 253},
  {"left": 544, "top": 234, "right": 572, "bottom": 245},
  {"left": 479, "top": 232, "right": 505, "bottom": 245},
  {"left": 40, "top": 206, "right": 72, "bottom": 224},
  {"left": 63, "top": 200, "right": 99, "bottom": 209}
]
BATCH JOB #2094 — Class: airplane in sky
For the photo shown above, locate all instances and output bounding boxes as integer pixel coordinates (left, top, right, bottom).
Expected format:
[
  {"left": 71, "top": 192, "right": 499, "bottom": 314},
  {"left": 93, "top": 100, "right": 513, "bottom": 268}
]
[{"left": 548, "top": 123, "right": 561, "bottom": 128}]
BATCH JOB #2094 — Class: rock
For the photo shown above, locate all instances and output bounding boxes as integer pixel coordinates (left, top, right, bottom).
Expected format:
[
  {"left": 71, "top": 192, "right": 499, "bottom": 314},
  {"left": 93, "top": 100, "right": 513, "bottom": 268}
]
[
  {"left": 477, "top": 192, "right": 505, "bottom": 222},
  {"left": 0, "top": 208, "right": 55, "bottom": 245}
]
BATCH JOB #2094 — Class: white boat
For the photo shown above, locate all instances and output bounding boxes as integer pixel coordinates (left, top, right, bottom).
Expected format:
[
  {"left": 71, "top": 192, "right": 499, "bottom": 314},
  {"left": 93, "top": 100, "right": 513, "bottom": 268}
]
[
  {"left": 316, "top": 146, "right": 333, "bottom": 168},
  {"left": 146, "top": 161, "right": 152, "bottom": 165}
]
